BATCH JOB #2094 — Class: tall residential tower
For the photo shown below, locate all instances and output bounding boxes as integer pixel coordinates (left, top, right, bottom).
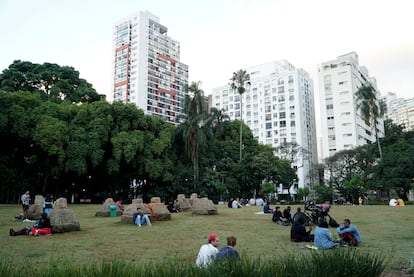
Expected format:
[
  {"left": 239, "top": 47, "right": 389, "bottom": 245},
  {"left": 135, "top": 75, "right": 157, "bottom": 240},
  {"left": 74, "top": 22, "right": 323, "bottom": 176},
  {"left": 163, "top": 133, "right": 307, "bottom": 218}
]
[
  {"left": 112, "top": 11, "right": 189, "bottom": 124},
  {"left": 212, "top": 61, "right": 318, "bottom": 199},
  {"left": 318, "top": 52, "right": 384, "bottom": 159}
]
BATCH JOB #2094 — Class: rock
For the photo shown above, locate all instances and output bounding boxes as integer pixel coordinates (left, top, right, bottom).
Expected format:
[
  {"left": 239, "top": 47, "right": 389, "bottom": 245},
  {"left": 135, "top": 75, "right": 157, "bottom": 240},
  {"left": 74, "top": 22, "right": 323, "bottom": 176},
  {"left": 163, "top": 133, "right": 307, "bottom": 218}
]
[
  {"left": 176, "top": 194, "right": 192, "bottom": 212},
  {"left": 191, "top": 197, "right": 218, "bottom": 215},
  {"left": 49, "top": 197, "right": 80, "bottom": 233},
  {"left": 95, "top": 198, "right": 122, "bottom": 216},
  {"left": 120, "top": 198, "right": 171, "bottom": 224},
  {"left": 26, "top": 195, "right": 43, "bottom": 219}
]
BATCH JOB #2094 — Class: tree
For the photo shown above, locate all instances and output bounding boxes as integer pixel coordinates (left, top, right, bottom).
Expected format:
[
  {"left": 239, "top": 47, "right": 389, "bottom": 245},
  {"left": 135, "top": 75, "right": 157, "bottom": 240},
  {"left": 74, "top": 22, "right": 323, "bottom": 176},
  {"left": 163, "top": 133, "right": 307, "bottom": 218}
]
[
  {"left": 177, "top": 81, "right": 209, "bottom": 189},
  {"left": 230, "top": 69, "right": 250, "bottom": 162},
  {"left": 344, "top": 173, "right": 365, "bottom": 204},
  {"left": 296, "top": 187, "right": 310, "bottom": 202},
  {"left": 207, "top": 107, "right": 230, "bottom": 139},
  {"left": 355, "top": 83, "right": 386, "bottom": 160},
  {"left": 324, "top": 147, "right": 372, "bottom": 198},
  {"left": 0, "top": 60, "right": 104, "bottom": 103}
]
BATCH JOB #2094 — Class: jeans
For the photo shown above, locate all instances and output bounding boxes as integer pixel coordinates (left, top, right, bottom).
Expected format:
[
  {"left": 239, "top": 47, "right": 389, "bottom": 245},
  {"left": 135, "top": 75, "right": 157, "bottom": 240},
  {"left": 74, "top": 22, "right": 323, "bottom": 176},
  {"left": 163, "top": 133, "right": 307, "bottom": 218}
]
[{"left": 134, "top": 214, "right": 152, "bottom": 226}]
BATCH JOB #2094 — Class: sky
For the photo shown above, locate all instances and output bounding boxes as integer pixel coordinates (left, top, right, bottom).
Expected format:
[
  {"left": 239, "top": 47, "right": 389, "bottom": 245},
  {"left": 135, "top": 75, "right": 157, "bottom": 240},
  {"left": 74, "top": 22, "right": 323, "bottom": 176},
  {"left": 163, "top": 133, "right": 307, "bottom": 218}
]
[{"left": 1, "top": 0, "right": 413, "bottom": 106}]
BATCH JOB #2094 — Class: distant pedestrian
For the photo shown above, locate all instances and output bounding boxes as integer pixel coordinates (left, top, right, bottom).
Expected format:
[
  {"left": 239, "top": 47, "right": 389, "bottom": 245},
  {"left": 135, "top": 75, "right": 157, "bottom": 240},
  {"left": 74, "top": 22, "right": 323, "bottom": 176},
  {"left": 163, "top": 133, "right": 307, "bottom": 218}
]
[
  {"left": 21, "top": 191, "right": 30, "bottom": 219},
  {"left": 43, "top": 194, "right": 54, "bottom": 216}
]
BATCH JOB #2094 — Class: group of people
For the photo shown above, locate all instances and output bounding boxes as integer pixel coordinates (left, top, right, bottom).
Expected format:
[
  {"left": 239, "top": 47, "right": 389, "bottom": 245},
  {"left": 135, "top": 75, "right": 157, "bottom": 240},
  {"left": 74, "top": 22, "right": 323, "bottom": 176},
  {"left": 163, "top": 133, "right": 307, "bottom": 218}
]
[
  {"left": 271, "top": 206, "right": 293, "bottom": 226},
  {"left": 313, "top": 218, "right": 361, "bottom": 249},
  {"left": 20, "top": 191, "right": 55, "bottom": 219},
  {"left": 10, "top": 212, "right": 52, "bottom": 236},
  {"left": 196, "top": 233, "right": 240, "bottom": 267},
  {"left": 10, "top": 191, "right": 55, "bottom": 237},
  {"left": 287, "top": 206, "right": 361, "bottom": 249}
]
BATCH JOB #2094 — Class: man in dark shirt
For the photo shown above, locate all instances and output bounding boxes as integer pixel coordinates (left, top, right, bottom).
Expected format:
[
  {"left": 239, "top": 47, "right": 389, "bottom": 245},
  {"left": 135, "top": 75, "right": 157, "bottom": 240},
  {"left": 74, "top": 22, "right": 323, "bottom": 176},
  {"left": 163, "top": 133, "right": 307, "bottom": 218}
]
[
  {"left": 272, "top": 206, "right": 290, "bottom": 225},
  {"left": 216, "top": 235, "right": 240, "bottom": 261}
]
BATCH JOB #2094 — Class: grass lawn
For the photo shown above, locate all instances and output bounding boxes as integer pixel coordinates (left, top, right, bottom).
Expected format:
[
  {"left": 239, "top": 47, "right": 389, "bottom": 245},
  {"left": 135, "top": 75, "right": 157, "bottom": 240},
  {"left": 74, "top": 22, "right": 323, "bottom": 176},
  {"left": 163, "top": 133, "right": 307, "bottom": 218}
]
[{"left": 1, "top": 203, "right": 413, "bottom": 273}]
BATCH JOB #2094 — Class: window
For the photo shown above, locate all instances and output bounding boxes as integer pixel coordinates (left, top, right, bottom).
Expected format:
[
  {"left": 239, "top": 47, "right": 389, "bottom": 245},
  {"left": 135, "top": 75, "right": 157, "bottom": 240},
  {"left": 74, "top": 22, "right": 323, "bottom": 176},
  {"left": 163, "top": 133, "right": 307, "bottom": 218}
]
[
  {"left": 266, "top": 122, "right": 272, "bottom": 129},
  {"left": 279, "top": 112, "right": 286, "bottom": 119},
  {"left": 280, "top": 120, "right": 286, "bottom": 127},
  {"left": 326, "top": 104, "right": 333, "bottom": 109}
]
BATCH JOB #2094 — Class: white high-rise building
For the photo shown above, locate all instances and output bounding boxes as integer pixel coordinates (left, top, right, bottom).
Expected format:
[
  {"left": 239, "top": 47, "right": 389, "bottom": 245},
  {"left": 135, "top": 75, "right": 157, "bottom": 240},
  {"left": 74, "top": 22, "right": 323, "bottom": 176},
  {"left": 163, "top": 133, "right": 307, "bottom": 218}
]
[
  {"left": 212, "top": 61, "right": 318, "bottom": 198},
  {"left": 318, "top": 52, "right": 384, "bottom": 159},
  {"left": 112, "top": 11, "right": 189, "bottom": 124},
  {"left": 383, "top": 92, "right": 414, "bottom": 132}
]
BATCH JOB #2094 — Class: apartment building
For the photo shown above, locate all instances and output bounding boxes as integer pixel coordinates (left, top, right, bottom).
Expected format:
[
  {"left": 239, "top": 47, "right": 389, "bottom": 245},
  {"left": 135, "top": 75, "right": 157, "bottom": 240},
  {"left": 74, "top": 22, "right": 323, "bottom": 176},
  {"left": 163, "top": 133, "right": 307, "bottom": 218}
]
[
  {"left": 384, "top": 92, "right": 414, "bottom": 132},
  {"left": 212, "top": 61, "right": 318, "bottom": 199},
  {"left": 318, "top": 52, "right": 384, "bottom": 159},
  {"left": 112, "top": 11, "right": 189, "bottom": 124}
]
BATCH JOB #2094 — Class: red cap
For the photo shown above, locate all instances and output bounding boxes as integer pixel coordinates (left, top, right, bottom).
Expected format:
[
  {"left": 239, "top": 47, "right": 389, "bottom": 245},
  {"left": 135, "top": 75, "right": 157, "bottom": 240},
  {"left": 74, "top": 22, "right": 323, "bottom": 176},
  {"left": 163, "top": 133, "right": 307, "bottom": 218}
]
[{"left": 208, "top": 233, "right": 218, "bottom": 242}]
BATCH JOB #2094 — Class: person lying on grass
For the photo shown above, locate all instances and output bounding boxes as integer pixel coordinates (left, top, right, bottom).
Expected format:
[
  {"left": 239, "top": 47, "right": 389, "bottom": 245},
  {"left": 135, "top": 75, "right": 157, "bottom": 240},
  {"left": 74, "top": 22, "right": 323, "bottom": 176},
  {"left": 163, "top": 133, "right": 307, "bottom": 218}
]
[{"left": 10, "top": 212, "right": 52, "bottom": 236}]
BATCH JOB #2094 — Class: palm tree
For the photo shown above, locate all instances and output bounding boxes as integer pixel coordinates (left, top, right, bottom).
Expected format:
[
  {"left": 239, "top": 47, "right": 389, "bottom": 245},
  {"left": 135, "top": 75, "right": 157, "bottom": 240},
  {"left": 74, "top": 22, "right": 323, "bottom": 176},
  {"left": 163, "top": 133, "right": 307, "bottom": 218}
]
[
  {"left": 178, "top": 81, "right": 207, "bottom": 189},
  {"left": 355, "top": 83, "right": 386, "bottom": 160},
  {"left": 230, "top": 69, "right": 250, "bottom": 162},
  {"left": 207, "top": 107, "right": 230, "bottom": 138}
]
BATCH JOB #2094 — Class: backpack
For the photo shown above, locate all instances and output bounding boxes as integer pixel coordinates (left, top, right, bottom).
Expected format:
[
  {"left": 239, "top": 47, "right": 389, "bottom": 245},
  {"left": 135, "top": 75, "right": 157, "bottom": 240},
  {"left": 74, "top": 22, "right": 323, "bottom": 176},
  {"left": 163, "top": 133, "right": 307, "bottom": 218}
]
[{"left": 329, "top": 218, "right": 339, "bottom": 228}]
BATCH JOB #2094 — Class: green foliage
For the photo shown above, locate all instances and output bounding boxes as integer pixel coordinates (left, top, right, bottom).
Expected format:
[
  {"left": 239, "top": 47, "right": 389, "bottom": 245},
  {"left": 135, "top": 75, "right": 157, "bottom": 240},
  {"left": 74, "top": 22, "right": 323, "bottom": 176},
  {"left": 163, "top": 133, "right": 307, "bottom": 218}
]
[
  {"left": 0, "top": 60, "right": 103, "bottom": 103},
  {"left": 0, "top": 250, "right": 385, "bottom": 277},
  {"left": 314, "top": 184, "right": 334, "bottom": 203},
  {"left": 261, "top": 182, "right": 274, "bottom": 194},
  {"left": 296, "top": 187, "right": 310, "bottom": 201},
  {"left": 344, "top": 173, "right": 365, "bottom": 204}
]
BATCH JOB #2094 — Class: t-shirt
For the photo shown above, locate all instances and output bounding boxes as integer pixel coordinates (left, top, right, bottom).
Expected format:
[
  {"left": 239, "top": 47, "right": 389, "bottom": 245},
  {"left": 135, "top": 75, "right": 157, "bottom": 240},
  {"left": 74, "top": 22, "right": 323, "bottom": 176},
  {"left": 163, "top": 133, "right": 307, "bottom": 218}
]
[
  {"left": 195, "top": 244, "right": 218, "bottom": 267},
  {"left": 216, "top": 246, "right": 240, "bottom": 260}
]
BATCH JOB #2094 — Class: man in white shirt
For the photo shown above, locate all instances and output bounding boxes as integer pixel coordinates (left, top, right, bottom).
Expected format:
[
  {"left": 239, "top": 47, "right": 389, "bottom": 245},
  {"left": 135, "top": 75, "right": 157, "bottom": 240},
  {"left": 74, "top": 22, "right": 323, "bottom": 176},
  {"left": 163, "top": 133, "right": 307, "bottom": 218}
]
[{"left": 195, "top": 233, "right": 219, "bottom": 267}]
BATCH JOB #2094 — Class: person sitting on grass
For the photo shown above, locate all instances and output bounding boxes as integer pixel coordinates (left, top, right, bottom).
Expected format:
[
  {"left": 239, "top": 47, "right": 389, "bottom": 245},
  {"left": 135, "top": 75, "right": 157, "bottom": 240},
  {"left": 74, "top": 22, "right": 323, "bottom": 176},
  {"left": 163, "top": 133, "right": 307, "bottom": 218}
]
[
  {"left": 216, "top": 235, "right": 240, "bottom": 261},
  {"left": 263, "top": 201, "right": 273, "bottom": 214},
  {"left": 10, "top": 212, "right": 52, "bottom": 236},
  {"left": 283, "top": 206, "right": 293, "bottom": 223},
  {"left": 336, "top": 218, "right": 361, "bottom": 246},
  {"left": 314, "top": 218, "right": 338, "bottom": 249},
  {"left": 133, "top": 207, "right": 152, "bottom": 227},
  {"left": 291, "top": 215, "right": 313, "bottom": 242},
  {"left": 272, "top": 206, "right": 290, "bottom": 225},
  {"left": 196, "top": 233, "right": 219, "bottom": 267}
]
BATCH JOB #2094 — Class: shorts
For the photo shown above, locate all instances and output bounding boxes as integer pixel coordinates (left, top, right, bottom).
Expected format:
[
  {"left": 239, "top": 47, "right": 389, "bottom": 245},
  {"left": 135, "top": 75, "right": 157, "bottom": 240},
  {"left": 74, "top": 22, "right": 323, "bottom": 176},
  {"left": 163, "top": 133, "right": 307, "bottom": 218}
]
[{"left": 22, "top": 204, "right": 29, "bottom": 211}]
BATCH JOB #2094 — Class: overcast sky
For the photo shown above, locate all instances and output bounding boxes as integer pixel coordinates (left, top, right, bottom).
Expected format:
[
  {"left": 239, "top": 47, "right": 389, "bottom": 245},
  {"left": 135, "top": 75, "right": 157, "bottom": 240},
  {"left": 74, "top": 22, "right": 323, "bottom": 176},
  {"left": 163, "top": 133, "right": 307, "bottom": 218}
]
[{"left": 1, "top": 0, "right": 413, "bottom": 104}]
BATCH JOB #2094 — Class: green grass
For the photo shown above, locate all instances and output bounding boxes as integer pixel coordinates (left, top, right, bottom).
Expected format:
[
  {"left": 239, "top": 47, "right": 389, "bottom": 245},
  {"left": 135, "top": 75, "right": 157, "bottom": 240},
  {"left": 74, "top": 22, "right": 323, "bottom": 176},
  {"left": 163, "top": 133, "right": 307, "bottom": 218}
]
[{"left": 1, "top": 203, "right": 413, "bottom": 273}]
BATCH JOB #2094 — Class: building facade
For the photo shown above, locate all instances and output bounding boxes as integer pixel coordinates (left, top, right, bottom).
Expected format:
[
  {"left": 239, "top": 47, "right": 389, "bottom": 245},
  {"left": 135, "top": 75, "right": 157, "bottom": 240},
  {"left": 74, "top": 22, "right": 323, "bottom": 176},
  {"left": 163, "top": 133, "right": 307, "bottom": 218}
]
[
  {"left": 318, "top": 52, "right": 384, "bottom": 159},
  {"left": 383, "top": 92, "right": 414, "bottom": 132},
  {"left": 112, "top": 11, "right": 189, "bottom": 124},
  {"left": 212, "top": 61, "right": 318, "bottom": 199}
]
